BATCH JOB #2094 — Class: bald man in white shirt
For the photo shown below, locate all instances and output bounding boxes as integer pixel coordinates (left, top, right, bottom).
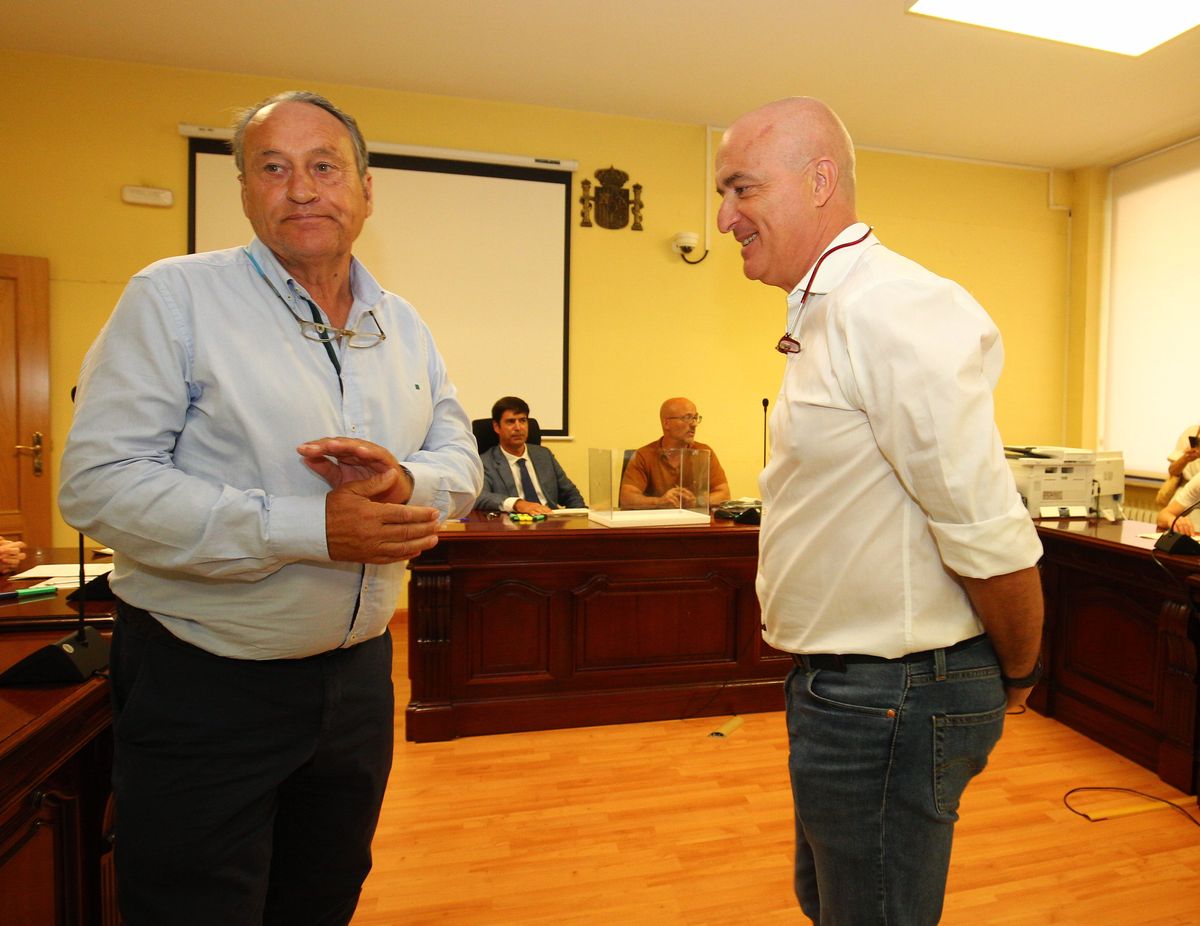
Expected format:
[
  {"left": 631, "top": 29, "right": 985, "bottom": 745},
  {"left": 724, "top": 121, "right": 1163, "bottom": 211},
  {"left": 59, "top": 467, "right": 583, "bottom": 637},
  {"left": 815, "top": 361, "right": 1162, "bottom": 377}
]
[{"left": 715, "top": 97, "right": 1044, "bottom": 926}]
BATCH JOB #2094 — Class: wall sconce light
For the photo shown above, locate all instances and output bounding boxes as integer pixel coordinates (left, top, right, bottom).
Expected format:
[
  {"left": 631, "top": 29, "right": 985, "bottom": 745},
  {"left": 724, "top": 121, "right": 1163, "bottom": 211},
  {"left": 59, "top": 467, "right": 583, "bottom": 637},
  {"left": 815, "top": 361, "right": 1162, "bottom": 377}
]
[{"left": 672, "top": 231, "right": 707, "bottom": 265}]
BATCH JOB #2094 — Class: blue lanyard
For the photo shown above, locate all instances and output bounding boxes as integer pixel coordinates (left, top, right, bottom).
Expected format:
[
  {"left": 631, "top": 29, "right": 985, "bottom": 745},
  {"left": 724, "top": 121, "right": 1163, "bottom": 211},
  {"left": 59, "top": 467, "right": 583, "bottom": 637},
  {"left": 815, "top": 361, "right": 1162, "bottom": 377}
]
[{"left": 244, "top": 248, "right": 343, "bottom": 381}]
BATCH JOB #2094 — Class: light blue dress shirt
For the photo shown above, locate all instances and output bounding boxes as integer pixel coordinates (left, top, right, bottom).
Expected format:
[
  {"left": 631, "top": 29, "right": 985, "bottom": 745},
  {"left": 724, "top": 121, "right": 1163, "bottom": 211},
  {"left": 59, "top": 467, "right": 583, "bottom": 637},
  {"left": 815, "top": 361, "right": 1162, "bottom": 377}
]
[{"left": 60, "top": 239, "right": 482, "bottom": 659}]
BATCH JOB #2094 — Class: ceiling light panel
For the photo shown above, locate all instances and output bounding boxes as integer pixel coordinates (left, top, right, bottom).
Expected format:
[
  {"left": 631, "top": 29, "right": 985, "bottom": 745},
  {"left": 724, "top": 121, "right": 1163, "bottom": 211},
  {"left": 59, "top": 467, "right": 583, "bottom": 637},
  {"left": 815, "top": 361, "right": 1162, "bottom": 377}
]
[{"left": 907, "top": 0, "right": 1200, "bottom": 56}]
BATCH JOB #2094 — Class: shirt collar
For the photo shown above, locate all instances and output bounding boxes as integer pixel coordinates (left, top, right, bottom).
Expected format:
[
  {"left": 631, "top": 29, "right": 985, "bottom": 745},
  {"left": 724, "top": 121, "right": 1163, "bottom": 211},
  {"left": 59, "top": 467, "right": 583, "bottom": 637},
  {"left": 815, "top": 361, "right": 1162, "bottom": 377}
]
[
  {"left": 244, "top": 237, "right": 384, "bottom": 317},
  {"left": 500, "top": 445, "right": 528, "bottom": 464},
  {"left": 657, "top": 437, "right": 691, "bottom": 460},
  {"left": 786, "top": 222, "right": 877, "bottom": 307}
]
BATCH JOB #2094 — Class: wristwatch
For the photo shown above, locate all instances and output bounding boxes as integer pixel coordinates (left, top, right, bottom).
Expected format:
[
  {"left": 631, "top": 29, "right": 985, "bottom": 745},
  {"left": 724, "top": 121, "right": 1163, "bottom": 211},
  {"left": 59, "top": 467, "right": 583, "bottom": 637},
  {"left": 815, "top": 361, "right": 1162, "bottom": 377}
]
[
  {"left": 1001, "top": 656, "right": 1043, "bottom": 689},
  {"left": 397, "top": 464, "right": 414, "bottom": 502}
]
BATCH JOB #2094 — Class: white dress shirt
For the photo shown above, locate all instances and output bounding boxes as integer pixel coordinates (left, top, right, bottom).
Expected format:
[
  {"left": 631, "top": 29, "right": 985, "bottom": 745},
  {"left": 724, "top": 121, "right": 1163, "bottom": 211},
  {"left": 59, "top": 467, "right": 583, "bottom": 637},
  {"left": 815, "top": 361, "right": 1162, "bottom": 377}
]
[{"left": 758, "top": 223, "right": 1042, "bottom": 658}]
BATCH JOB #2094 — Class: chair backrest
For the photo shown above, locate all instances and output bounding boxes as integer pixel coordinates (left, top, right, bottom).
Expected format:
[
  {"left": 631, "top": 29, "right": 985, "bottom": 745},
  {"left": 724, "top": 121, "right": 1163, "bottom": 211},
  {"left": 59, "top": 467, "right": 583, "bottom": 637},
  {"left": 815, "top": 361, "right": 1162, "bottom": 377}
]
[
  {"left": 471, "top": 417, "right": 541, "bottom": 454},
  {"left": 471, "top": 419, "right": 498, "bottom": 453},
  {"left": 620, "top": 447, "right": 635, "bottom": 479}
]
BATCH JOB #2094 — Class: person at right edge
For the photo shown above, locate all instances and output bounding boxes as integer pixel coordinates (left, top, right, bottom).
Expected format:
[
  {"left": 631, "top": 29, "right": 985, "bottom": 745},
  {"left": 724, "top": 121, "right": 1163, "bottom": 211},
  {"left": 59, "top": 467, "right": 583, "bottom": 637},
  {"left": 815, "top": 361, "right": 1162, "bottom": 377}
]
[
  {"left": 1155, "top": 423, "right": 1200, "bottom": 507},
  {"left": 715, "top": 97, "right": 1044, "bottom": 926}
]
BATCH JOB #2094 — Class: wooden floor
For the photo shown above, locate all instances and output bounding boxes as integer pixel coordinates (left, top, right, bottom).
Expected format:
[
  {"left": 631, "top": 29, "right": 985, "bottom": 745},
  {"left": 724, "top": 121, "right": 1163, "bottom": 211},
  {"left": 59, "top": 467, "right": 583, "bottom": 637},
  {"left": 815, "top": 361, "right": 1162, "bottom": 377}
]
[{"left": 353, "top": 617, "right": 1200, "bottom": 925}]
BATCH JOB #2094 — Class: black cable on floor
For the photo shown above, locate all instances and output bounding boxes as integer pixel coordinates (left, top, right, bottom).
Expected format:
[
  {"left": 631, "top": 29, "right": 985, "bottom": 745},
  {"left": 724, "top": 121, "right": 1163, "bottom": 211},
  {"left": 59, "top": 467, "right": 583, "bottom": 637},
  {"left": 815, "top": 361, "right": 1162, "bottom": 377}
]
[{"left": 1062, "top": 786, "right": 1200, "bottom": 827}]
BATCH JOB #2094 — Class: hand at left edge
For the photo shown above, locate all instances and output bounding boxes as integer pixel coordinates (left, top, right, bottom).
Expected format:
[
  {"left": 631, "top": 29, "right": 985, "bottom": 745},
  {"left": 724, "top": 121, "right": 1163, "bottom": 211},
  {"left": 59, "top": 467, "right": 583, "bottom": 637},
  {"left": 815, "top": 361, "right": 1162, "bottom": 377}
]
[{"left": 0, "top": 538, "right": 28, "bottom": 575}]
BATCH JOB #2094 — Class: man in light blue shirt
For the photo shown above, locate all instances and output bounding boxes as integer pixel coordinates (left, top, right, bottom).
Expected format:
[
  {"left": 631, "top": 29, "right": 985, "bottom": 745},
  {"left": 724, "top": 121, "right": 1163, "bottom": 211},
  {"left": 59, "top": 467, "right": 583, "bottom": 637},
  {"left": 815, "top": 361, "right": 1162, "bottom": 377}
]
[{"left": 59, "top": 91, "right": 481, "bottom": 926}]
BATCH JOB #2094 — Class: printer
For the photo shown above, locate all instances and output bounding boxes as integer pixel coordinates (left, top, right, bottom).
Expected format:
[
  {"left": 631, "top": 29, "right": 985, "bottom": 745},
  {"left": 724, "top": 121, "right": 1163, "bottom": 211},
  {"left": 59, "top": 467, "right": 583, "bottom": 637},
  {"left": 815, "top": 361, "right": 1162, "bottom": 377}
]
[
  {"left": 1005, "top": 446, "right": 1125, "bottom": 521},
  {"left": 1091, "top": 450, "right": 1126, "bottom": 522}
]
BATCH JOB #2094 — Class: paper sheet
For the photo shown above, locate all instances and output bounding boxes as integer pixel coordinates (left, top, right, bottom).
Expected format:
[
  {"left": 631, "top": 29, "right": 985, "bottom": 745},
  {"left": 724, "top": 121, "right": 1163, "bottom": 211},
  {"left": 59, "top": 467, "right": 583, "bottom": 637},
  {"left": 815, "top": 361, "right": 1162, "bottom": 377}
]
[{"left": 12, "top": 563, "right": 114, "bottom": 581}]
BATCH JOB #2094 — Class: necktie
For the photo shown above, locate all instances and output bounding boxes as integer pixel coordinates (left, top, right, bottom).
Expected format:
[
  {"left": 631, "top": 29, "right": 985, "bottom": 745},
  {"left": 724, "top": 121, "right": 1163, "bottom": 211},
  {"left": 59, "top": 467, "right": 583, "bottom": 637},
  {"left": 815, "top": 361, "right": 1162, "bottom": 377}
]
[{"left": 517, "top": 458, "right": 540, "bottom": 503}]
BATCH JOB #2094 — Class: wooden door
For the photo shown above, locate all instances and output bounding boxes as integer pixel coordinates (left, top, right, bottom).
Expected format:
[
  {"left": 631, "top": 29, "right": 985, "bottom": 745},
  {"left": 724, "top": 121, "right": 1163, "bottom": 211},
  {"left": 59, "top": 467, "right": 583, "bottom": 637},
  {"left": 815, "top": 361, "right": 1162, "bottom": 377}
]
[{"left": 0, "top": 255, "right": 51, "bottom": 549}]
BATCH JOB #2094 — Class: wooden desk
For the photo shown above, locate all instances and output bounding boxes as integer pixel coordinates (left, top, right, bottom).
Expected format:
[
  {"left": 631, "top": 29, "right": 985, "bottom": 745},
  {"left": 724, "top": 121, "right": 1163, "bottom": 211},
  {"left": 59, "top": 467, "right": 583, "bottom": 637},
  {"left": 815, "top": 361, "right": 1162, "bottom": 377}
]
[
  {"left": 0, "top": 548, "right": 117, "bottom": 925},
  {"left": 405, "top": 514, "right": 787, "bottom": 741},
  {"left": 1035, "top": 520, "right": 1200, "bottom": 795}
]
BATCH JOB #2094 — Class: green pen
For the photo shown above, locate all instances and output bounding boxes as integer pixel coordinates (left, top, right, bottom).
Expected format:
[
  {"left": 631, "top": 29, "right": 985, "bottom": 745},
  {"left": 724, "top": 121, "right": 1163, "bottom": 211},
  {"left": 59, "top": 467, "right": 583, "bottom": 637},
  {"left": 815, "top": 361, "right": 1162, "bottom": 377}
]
[{"left": 0, "top": 586, "right": 59, "bottom": 602}]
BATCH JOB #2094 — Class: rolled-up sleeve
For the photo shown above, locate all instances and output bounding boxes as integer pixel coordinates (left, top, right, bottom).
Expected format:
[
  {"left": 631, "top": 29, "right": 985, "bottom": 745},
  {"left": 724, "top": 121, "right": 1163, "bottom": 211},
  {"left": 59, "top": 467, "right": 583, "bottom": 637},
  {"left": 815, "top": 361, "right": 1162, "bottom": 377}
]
[{"left": 836, "top": 275, "right": 1042, "bottom": 579}]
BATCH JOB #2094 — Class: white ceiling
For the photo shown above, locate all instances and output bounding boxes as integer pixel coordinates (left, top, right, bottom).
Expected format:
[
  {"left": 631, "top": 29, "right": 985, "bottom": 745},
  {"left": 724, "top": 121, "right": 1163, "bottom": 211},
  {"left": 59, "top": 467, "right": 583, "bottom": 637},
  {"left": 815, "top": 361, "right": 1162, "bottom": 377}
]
[{"left": 7, "top": 0, "right": 1200, "bottom": 169}]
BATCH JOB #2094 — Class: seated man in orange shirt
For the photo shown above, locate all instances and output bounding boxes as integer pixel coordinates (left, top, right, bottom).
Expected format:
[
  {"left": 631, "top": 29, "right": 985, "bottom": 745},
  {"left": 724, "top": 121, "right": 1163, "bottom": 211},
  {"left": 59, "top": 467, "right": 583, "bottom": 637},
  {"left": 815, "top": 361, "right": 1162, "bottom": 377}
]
[{"left": 619, "top": 397, "right": 731, "bottom": 509}]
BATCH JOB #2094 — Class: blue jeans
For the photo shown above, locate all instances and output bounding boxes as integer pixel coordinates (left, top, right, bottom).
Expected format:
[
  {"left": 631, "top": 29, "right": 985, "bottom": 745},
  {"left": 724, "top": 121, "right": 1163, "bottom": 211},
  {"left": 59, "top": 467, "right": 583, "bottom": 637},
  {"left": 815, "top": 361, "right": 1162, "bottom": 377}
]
[{"left": 784, "top": 635, "right": 1006, "bottom": 926}]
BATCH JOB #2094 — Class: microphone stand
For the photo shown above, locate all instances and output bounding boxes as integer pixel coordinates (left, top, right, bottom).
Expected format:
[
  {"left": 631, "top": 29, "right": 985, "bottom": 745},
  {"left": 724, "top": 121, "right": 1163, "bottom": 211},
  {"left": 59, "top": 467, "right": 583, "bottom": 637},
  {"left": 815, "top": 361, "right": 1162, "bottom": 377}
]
[
  {"left": 0, "top": 379, "right": 111, "bottom": 685},
  {"left": 761, "top": 398, "right": 769, "bottom": 467}
]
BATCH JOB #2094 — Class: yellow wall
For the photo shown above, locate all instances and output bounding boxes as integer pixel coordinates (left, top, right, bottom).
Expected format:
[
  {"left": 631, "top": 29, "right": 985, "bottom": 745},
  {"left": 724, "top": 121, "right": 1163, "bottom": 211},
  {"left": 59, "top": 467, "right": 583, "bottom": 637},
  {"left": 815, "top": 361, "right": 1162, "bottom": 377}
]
[
  {"left": 854, "top": 150, "right": 1070, "bottom": 443},
  {"left": 0, "top": 51, "right": 1072, "bottom": 546}
]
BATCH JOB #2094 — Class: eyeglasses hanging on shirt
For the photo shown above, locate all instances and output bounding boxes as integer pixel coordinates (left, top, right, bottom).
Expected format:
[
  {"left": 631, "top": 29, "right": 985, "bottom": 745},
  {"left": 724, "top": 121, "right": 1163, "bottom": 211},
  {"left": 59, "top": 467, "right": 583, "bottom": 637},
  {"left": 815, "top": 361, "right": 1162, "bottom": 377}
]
[
  {"left": 243, "top": 248, "right": 386, "bottom": 380},
  {"left": 776, "top": 226, "right": 873, "bottom": 355}
]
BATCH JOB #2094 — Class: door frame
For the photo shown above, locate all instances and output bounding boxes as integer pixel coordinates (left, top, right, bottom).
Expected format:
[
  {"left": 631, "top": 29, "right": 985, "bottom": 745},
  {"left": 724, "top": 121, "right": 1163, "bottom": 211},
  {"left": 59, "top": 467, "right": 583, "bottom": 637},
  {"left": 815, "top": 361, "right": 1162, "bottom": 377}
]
[{"left": 0, "top": 254, "right": 52, "bottom": 550}]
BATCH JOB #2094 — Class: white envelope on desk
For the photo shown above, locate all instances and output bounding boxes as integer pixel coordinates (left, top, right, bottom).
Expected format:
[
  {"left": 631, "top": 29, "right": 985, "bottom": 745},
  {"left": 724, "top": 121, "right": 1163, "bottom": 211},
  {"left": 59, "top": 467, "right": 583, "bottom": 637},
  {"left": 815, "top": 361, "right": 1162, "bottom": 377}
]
[{"left": 12, "top": 563, "right": 114, "bottom": 585}]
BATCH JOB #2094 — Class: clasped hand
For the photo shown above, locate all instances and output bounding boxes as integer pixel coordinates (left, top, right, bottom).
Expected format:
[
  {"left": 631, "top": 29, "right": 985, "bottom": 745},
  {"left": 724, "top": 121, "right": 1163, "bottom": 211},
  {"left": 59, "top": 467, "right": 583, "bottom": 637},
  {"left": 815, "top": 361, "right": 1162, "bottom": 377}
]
[
  {"left": 297, "top": 437, "right": 440, "bottom": 564},
  {"left": 660, "top": 486, "right": 697, "bottom": 508},
  {"left": 513, "top": 499, "right": 554, "bottom": 515}
]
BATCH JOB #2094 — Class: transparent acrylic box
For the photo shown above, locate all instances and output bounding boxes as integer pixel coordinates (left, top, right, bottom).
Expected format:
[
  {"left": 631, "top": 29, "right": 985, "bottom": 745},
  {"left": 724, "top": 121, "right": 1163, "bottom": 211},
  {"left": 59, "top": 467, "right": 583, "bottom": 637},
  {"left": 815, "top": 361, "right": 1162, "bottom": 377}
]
[{"left": 587, "top": 447, "right": 712, "bottom": 527}]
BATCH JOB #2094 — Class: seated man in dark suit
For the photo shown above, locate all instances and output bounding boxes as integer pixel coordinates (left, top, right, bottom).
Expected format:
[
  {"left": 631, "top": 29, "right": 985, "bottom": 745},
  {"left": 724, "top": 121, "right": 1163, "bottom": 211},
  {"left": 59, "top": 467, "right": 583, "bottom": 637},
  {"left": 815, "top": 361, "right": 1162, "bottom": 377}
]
[{"left": 476, "top": 396, "right": 585, "bottom": 513}]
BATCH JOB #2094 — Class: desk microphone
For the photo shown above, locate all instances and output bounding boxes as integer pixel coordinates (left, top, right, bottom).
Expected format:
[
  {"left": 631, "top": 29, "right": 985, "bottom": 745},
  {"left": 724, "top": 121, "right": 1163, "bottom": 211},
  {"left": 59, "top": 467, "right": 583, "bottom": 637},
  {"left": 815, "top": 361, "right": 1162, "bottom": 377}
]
[
  {"left": 0, "top": 386, "right": 112, "bottom": 685},
  {"left": 1153, "top": 498, "right": 1200, "bottom": 555},
  {"left": 0, "top": 535, "right": 112, "bottom": 686}
]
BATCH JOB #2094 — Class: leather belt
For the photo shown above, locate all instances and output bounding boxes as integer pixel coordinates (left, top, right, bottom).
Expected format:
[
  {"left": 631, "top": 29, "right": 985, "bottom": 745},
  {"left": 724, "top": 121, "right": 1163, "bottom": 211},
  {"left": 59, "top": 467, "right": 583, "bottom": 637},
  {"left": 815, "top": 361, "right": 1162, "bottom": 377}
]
[{"left": 791, "top": 633, "right": 987, "bottom": 673}]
